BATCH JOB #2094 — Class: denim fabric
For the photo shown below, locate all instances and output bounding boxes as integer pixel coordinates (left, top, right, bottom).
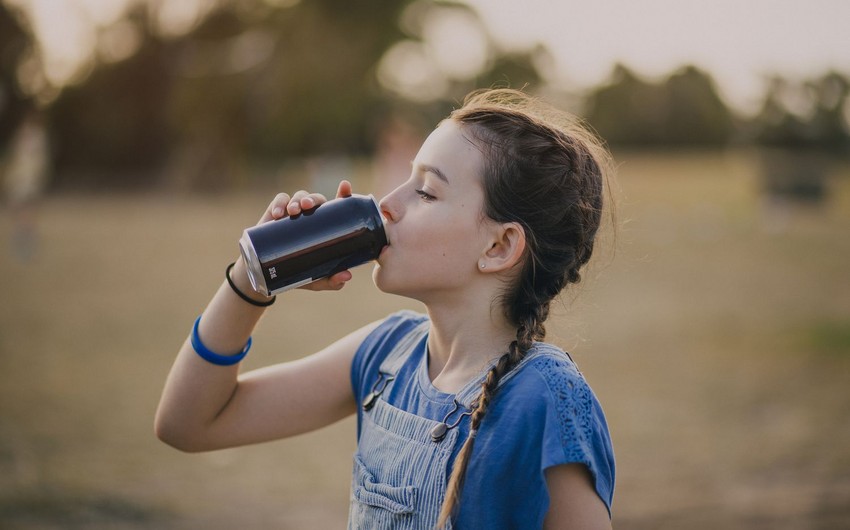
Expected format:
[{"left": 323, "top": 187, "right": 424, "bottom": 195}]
[
  {"left": 349, "top": 312, "right": 615, "bottom": 529},
  {"left": 349, "top": 320, "right": 459, "bottom": 529},
  {"left": 349, "top": 397, "right": 460, "bottom": 529}
]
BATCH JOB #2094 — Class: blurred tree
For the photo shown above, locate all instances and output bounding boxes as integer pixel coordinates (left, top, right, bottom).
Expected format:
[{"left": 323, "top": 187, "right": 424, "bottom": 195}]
[
  {"left": 807, "top": 72, "right": 850, "bottom": 153},
  {"left": 241, "top": 0, "right": 410, "bottom": 156},
  {"left": 584, "top": 64, "right": 735, "bottom": 148},
  {"left": 751, "top": 72, "right": 850, "bottom": 204},
  {"left": 753, "top": 77, "right": 811, "bottom": 148},
  {"left": 42, "top": 0, "right": 415, "bottom": 190},
  {"left": 466, "top": 51, "right": 542, "bottom": 95},
  {"left": 753, "top": 72, "right": 850, "bottom": 153},
  {"left": 583, "top": 64, "right": 668, "bottom": 147},
  {"left": 48, "top": 8, "right": 175, "bottom": 189},
  {"left": 664, "top": 65, "right": 735, "bottom": 145},
  {"left": 0, "top": 3, "right": 33, "bottom": 148},
  {"left": 7, "top": 0, "right": 848, "bottom": 191},
  {"left": 415, "top": 50, "right": 547, "bottom": 127}
]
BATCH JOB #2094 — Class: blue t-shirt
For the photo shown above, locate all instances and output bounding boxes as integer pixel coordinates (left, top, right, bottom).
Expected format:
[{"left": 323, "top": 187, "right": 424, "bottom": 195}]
[{"left": 350, "top": 311, "right": 615, "bottom": 528}]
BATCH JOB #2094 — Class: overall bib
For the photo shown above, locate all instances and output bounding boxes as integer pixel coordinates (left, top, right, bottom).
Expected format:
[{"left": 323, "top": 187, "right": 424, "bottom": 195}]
[
  {"left": 348, "top": 321, "right": 559, "bottom": 530},
  {"left": 348, "top": 321, "right": 463, "bottom": 530}
]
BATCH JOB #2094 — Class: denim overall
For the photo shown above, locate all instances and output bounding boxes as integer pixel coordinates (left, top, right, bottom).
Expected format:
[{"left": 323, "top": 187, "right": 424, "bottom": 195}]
[
  {"left": 348, "top": 321, "right": 463, "bottom": 530},
  {"left": 348, "top": 321, "right": 563, "bottom": 530}
]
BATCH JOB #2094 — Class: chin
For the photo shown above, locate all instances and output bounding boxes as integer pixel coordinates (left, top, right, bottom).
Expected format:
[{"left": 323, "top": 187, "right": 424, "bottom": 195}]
[
  {"left": 372, "top": 264, "right": 421, "bottom": 300},
  {"left": 371, "top": 263, "right": 394, "bottom": 294}
]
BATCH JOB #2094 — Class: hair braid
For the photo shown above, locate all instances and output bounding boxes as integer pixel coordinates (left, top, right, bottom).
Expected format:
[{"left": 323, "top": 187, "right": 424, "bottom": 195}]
[
  {"left": 433, "top": 88, "right": 612, "bottom": 528},
  {"left": 436, "top": 312, "right": 545, "bottom": 527}
]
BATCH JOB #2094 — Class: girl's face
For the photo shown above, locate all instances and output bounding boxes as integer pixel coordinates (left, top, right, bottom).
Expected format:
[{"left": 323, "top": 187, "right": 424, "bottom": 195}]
[{"left": 373, "top": 120, "right": 493, "bottom": 303}]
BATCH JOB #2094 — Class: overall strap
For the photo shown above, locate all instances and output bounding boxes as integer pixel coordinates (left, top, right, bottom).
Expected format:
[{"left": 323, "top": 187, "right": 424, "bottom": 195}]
[
  {"left": 362, "top": 318, "right": 429, "bottom": 412},
  {"left": 378, "top": 319, "right": 430, "bottom": 377}
]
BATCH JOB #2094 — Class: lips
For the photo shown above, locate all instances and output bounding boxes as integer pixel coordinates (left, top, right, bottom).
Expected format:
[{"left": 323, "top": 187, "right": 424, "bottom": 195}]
[
  {"left": 377, "top": 227, "right": 391, "bottom": 261},
  {"left": 381, "top": 226, "right": 392, "bottom": 249}
]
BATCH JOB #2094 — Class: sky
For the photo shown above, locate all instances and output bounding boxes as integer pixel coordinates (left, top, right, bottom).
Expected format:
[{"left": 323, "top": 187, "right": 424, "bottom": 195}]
[
  {"left": 8, "top": 0, "right": 850, "bottom": 113},
  {"left": 463, "top": 0, "right": 850, "bottom": 112}
]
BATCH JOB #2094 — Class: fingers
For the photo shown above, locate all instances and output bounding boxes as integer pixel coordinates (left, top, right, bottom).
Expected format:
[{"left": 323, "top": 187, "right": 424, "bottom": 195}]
[
  {"left": 258, "top": 192, "right": 290, "bottom": 224},
  {"left": 258, "top": 190, "right": 327, "bottom": 225},
  {"left": 336, "top": 180, "right": 353, "bottom": 199},
  {"left": 258, "top": 182, "right": 355, "bottom": 225},
  {"left": 252, "top": 186, "right": 355, "bottom": 289},
  {"left": 286, "top": 190, "right": 328, "bottom": 216},
  {"left": 300, "top": 270, "right": 353, "bottom": 291}
]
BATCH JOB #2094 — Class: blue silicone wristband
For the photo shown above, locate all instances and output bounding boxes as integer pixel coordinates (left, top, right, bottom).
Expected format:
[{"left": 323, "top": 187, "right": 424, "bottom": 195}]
[{"left": 191, "top": 316, "right": 251, "bottom": 366}]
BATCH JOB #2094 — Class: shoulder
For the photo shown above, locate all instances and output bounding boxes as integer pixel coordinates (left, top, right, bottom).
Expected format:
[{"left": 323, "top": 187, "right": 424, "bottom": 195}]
[
  {"left": 458, "top": 346, "right": 615, "bottom": 526},
  {"left": 488, "top": 345, "right": 600, "bottom": 445},
  {"left": 521, "top": 345, "right": 616, "bottom": 514},
  {"left": 498, "top": 344, "right": 586, "bottom": 407},
  {"left": 519, "top": 346, "right": 610, "bottom": 449},
  {"left": 350, "top": 310, "right": 428, "bottom": 399},
  {"left": 525, "top": 347, "right": 591, "bottom": 409},
  {"left": 355, "top": 310, "right": 428, "bottom": 359}
]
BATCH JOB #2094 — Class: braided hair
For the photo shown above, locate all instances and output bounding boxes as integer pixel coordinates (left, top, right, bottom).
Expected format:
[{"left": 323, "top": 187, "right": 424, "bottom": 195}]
[{"left": 436, "top": 89, "right": 612, "bottom": 528}]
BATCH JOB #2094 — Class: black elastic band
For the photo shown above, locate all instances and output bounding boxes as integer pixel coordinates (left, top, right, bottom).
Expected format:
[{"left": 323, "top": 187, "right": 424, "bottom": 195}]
[{"left": 226, "top": 262, "right": 276, "bottom": 307}]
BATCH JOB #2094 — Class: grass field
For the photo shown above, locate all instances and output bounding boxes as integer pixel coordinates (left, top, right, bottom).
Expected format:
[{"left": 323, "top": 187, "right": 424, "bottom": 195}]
[{"left": 1, "top": 149, "right": 849, "bottom": 529}]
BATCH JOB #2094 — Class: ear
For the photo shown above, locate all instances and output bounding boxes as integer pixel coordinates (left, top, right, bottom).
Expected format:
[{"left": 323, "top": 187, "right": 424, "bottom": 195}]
[{"left": 479, "top": 222, "right": 526, "bottom": 273}]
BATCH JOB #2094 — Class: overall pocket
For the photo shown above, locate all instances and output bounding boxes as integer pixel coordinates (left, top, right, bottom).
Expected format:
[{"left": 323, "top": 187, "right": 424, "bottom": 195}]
[
  {"left": 349, "top": 399, "right": 458, "bottom": 529},
  {"left": 352, "top": 454, "right": 417, "bottom": 514}
]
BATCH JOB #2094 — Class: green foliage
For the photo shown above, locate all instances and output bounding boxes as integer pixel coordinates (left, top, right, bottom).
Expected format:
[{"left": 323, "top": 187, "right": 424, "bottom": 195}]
[
  {"left": 48, "top": 15, "right": 176, "bottom": 188},
  {"left": 2, "top": 1, "right": 849, "bottom": 190},
  {"left": 803, "top": 320, "right": 850, "bottom": 357},
  {"left": 753, "top": 72, "right": 850, "bottom": 153},
  {"left": 41, "top": 0, "right": 414, "bottom": 189},
  {"left": 584, "top": 64, "right": 735, "bottom": 147}
]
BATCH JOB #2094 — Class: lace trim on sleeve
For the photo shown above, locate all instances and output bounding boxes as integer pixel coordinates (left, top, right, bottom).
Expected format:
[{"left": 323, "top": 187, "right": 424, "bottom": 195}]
[{"left": 535, "top": 355, "right": 595, "bottom": 467}]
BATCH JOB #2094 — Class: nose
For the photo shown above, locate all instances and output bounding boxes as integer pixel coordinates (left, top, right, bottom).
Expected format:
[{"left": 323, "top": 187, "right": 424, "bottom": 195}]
[{"left": 378, "top": 189, "right": 399, "bottom": 223}]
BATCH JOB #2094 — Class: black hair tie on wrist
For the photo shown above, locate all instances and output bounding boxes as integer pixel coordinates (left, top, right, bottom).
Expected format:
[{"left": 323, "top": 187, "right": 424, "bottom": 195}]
[{"left": 226, "top": 262, "right": 276, "bottom": 307}]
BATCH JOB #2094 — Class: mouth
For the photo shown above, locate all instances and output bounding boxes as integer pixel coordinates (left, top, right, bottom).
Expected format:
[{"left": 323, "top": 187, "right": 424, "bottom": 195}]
[
  {"left": 375, "top": 240, "right": 392, "bottom": 266},
  {"left": 380, "top": 228, "right": 391, "bottom": 252}
]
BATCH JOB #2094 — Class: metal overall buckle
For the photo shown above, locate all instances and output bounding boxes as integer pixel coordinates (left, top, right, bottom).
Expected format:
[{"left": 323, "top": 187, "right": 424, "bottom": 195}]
[
  {"left": 362, "top": 372, "right": 395, "bottom": 411},
  {"left": 430, "top": 399, "right": 476, "bottom": 443}
]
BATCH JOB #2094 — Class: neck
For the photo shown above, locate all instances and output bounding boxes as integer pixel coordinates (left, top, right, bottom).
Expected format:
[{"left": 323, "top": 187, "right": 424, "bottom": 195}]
[{"left": 423, "top": 300, "right": 517, "bottom": 393}]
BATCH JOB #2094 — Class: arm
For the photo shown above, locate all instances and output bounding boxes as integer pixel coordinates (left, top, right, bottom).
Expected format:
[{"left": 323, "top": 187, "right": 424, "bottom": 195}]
[
  {"left": 543, "top": 464, "right": 612, "bottom": 530},
  {"left": 155, "top": 183, "right": 371, "bottom": 452}
]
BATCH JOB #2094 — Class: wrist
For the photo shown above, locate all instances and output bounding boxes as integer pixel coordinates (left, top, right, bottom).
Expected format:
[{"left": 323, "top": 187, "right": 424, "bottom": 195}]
[{"left": 227, "top": 259, "right": 276, "bottom": 306}]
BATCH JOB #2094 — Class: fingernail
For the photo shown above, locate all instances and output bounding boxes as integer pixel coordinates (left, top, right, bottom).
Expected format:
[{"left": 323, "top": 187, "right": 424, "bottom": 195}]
[
  {"left": 304, "top": 198, "right": 314, "bottom": 208},
  {"left": 272, "top": 207, "right": 283, "bottom": 218}
]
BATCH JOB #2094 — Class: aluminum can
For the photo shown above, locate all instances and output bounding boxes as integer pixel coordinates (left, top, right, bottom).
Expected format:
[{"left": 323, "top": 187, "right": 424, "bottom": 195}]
[{"left": 239, "top": 194, "right": 386, "bottom": 296}]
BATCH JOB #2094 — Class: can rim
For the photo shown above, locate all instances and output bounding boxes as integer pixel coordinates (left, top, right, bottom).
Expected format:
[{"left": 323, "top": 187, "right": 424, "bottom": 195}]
[
  {"left": 239, "top": 230, "right": 269, "bottom": 297},
  {"left": 367, "top": 194, "right": 388, "bottom": 242}
]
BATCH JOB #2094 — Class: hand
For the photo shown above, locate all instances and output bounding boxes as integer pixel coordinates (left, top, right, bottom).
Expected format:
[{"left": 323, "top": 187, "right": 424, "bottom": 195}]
[{"left": 256, "top": 180, "right": 355, "bottom": 291}]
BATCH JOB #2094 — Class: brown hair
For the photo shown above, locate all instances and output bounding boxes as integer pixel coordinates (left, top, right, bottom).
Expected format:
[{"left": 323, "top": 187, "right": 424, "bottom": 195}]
[{"left": 436, "top": 89, "right": 613, "bottom": 527}]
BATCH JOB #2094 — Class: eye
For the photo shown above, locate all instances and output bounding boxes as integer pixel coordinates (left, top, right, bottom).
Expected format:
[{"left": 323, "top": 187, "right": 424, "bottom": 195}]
[{"left": 415, "top": 189, "right": 436, "bottom": 202}]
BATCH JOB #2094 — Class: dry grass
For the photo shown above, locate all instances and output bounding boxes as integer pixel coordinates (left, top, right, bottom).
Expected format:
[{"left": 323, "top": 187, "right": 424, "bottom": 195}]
[{"left": 1, "top": 149, "right": 849, "bottom": 529}]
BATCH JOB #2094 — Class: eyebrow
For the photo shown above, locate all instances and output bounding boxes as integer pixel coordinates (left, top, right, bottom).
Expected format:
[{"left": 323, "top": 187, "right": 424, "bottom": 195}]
[{"left": 418, "top": 163, "right": 450, "bottom": 184}]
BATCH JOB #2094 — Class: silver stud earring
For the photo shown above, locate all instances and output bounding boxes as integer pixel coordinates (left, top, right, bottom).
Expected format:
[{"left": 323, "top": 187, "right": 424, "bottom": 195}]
[{"left": 479, "top": 263, "right": 486, "bottom": 269}]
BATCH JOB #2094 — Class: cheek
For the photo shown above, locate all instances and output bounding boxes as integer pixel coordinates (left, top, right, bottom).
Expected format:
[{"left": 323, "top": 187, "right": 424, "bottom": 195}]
[
  {"left": 411, "top": 222, "right": 466, "bottom": 255},
  {"left": 395, "top": 203, "right": 486, "bottom": 266},
  {"left": 421, "top": 229, "right": 481, "bottom": 270}
]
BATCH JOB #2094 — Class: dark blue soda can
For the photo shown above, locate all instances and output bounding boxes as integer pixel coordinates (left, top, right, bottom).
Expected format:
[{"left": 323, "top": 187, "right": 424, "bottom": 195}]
[{"left": 239, "top": 194, "right": 387, "bottom": 296}]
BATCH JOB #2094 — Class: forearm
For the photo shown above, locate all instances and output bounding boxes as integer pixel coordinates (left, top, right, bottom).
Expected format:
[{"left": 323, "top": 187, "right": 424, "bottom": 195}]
[
  {"left": 155, "top": 258, "right": 271, "bottom": 451},
  {"left": 156, "top": 185, "right": 357, "bottom": 451}
]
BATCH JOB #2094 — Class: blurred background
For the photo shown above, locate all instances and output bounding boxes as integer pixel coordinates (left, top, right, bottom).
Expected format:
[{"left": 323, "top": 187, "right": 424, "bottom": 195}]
[{"left": 1, "top": 0, "right": 848, "bottom": 528}]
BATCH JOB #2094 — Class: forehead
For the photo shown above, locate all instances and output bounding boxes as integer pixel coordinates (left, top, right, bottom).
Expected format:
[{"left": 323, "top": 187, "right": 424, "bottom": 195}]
[{"left": 414, "top": 120, "right": 484, "bottom": 187}]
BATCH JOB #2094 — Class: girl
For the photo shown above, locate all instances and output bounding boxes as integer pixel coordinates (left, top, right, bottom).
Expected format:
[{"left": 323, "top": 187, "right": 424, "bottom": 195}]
[{"left": 156, "top": 89, "right": 616, "bottom": 529}]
